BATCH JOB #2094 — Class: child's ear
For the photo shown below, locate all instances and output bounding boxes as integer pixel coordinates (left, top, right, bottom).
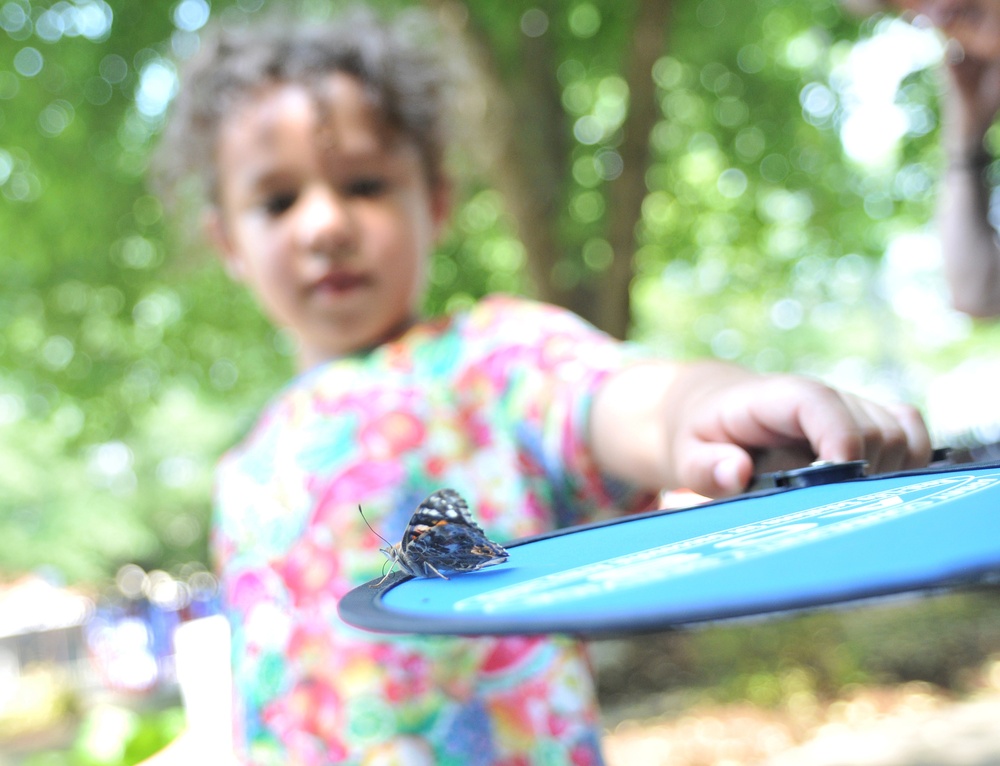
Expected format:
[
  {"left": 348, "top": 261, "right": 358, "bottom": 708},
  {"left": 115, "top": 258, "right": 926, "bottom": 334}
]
[{"left": 203, "top": 207, "right": 246, "bottom": 282}]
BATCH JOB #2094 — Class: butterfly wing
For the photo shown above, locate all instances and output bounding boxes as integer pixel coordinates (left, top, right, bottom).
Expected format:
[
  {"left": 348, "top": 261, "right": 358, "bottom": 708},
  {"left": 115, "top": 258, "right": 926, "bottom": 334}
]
[{"left": 389, "top": 489, "right": 509, "bottom": 578}]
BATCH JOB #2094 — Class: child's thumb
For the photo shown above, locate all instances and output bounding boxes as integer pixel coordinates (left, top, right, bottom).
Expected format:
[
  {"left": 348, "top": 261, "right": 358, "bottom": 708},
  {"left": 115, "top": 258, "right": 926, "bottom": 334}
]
[{"left": 677, "top": 443, "right": 753, "bottom": 498}]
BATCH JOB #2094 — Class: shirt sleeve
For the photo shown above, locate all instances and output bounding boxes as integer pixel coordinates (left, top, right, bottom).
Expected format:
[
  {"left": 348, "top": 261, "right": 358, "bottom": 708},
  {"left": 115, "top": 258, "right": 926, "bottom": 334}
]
[{"left": 458, "top": 295, "right": 655, "bottom": 527}]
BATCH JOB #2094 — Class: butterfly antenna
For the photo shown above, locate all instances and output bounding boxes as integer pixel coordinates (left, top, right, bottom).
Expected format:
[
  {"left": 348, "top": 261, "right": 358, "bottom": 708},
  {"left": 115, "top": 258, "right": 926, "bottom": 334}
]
[
  {"left": 361, "top": 505, "right": 400, "bottom": 588},
  {"left": 358, "top": 504, "right": 393, "bottom": 547}
]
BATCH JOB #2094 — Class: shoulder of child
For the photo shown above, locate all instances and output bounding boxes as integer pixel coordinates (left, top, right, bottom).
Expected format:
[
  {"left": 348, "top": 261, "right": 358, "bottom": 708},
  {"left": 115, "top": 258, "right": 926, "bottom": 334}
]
[{"left": 466, "top": 293, "right": 595, "bottom": 332}]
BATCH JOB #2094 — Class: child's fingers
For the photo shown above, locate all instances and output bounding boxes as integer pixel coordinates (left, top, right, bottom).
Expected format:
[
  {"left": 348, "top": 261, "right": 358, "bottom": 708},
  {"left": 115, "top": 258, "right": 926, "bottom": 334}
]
[
  {"left": 821, "top": 394, "right": 931, "bottom": 473},
  {"left": 823, "top": 394, "right": 901, "bottom": 472},
  {"left": 750, "top": 379, "right": 865, "bottom": 464},
  {"left": 668, "top": 373, "right": 931, "bottom": 498},
  {"left": 777, "top": 390, "right": 931, "bottom": 475},
  {"left": 872, "top": 400, "right": 933, "bottom": 470}
]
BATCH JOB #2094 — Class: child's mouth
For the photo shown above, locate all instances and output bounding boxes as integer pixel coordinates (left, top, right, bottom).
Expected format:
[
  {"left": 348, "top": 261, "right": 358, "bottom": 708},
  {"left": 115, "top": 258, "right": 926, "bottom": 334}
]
[{"left": 314, "top": 272, "right": 369, "bottom": 295}]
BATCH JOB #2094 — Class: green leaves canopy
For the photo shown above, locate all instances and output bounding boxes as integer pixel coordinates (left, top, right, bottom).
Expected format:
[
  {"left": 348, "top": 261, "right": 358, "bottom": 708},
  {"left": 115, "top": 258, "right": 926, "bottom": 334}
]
[{"left": 0, "top": 0, "right": 993, "bottom": 582}]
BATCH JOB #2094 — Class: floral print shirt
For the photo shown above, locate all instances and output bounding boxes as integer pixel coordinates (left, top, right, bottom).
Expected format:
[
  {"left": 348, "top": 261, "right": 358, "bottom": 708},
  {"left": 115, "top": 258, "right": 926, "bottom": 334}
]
[{"left": 214, "top": 295, "right": 649, "bottom": 765}]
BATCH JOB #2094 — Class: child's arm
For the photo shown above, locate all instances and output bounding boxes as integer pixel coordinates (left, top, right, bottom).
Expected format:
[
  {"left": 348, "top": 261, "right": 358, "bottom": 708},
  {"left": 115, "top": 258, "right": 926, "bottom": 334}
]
[{"left": 589, "top": 359, "right": 932, "bottom": 498}]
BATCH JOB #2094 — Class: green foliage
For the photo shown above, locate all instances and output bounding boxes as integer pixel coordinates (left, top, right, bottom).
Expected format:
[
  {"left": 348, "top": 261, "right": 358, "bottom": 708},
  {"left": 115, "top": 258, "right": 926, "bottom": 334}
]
[
  {"left": 18, "top": 704, "right": 185, "bottom": 766},
  {"left": 0, "top": 0, "right": 288, "bottom": 580},
  {"left": 2, "top": 0, "right": 999, "bottom": 583},
  {"left": 633, "top": 3, "right": 937, "bottom": 360}
]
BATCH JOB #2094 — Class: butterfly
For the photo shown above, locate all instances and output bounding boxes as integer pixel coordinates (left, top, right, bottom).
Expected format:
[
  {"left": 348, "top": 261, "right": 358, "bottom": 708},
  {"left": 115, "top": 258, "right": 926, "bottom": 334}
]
[{"left": 364, "top": 489, "right": 509, "bottom": 581}]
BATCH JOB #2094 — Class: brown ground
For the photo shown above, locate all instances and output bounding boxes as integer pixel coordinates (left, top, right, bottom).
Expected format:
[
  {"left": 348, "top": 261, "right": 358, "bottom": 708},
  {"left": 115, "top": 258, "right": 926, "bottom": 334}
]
[{"left": 602, "top": 659, "right": 1000, "bottom": 766}]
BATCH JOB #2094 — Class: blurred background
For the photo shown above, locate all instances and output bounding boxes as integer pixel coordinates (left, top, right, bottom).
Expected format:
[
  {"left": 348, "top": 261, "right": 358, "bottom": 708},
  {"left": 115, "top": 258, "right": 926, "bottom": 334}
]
[{"left": 2, "top": 0, "right": 1000, "bottom": 763}]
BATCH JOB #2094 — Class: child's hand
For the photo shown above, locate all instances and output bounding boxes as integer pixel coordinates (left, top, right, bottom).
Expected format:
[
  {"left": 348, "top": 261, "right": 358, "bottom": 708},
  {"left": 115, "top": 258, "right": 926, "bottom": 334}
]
[
  {"left": 590, "top": 360, "right": 933, "bottom": 500},
  {"left": 667, "top": 371, "right": 932, "bottom": 498}
]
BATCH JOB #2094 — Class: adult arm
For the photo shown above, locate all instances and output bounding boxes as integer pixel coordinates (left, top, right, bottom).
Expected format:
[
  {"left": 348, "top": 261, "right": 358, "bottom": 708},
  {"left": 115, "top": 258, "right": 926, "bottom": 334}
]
[{"left": 938, "top": 54, "right": 1000, "bottom": 317}]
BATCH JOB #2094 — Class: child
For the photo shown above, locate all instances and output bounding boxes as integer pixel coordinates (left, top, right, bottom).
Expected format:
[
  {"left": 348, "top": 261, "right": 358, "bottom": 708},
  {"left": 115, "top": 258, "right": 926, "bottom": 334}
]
[{"left": 148, "top": 9, "right": 931, "bottom": 765}]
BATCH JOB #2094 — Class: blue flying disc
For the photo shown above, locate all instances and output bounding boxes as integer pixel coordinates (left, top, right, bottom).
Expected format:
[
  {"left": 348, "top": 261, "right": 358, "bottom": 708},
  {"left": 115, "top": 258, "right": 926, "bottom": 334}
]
[{"left": 338, "top": 462, "right": 1000, "bottom": 636}]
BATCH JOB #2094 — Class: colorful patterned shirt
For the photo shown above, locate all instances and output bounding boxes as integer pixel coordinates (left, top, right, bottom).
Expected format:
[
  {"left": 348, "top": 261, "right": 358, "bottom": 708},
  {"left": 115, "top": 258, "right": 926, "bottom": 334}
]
[{"left": 214, "top": 295, "right": 650, "bottom": 765}]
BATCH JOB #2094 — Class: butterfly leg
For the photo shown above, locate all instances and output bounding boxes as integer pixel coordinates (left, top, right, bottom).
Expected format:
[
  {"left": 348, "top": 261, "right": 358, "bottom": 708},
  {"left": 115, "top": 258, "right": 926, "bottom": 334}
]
[
  {"left": 424, "top": 563, "right": 450, "bottom": 580},
  {"left": 371, "top": 565, "right": 397, "bottom": 588}
]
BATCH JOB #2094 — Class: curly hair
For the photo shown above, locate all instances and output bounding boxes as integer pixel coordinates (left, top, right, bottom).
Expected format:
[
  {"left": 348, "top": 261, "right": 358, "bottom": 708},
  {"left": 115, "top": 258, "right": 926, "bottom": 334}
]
[{"left": 153, "top": 6, "right": 455, "bottom": 210}]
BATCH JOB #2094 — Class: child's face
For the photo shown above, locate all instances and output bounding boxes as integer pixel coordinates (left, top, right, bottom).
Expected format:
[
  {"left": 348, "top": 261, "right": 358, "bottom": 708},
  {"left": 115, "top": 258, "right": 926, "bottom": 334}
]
[{"left": 209, "top": 73, "right": 450, "bottom": 369}]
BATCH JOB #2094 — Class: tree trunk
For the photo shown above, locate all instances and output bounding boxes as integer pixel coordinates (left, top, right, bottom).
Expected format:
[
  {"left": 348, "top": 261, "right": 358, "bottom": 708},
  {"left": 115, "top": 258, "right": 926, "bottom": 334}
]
[
  {"left": 433, "top": 0, "right": 673, "bottom": 337},
  {"left": 449, "top": 4, "right": 574, "bottom": 309},
  {"left": 600, "top": 0, "right": 673, "bottom": 339}
]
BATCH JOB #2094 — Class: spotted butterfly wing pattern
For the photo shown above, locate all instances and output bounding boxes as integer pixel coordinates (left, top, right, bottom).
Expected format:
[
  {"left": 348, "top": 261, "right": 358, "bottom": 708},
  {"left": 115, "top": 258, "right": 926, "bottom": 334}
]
[{"left": 381, "top": 489, "right": 509, "bottom": 580}]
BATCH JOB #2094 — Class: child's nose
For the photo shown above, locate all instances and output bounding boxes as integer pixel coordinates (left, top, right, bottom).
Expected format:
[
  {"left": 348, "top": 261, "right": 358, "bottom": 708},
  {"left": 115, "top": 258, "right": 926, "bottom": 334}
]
[{"left": 296, "top": 185, "right": 355, "bottom": 255}]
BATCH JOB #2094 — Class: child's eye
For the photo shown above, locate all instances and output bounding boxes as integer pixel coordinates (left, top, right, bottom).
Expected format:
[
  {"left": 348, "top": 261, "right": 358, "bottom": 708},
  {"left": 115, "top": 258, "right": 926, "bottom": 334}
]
[
  {"left": 264, "top": 192, "right": 298, "bottom": 216},
  {"left": 346, "top": 178, "right": 387, "bottom": 198}
]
